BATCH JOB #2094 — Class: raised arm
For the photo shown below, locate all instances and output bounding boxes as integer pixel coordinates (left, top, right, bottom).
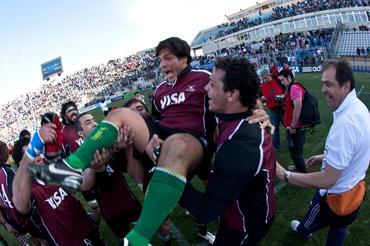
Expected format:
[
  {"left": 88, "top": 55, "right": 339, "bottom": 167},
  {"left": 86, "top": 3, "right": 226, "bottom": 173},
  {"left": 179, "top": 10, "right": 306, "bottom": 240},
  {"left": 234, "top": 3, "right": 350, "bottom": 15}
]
[{"left": 13, "top": 124, "right": 56, "bottom": 214}]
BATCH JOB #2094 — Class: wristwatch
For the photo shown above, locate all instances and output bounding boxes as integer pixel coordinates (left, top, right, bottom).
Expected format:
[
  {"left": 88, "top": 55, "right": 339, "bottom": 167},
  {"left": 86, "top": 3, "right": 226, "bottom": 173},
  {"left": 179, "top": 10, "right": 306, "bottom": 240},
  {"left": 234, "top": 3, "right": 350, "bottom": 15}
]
[{"left": 284, "top": 171, "right": 292, "bottom": 183}]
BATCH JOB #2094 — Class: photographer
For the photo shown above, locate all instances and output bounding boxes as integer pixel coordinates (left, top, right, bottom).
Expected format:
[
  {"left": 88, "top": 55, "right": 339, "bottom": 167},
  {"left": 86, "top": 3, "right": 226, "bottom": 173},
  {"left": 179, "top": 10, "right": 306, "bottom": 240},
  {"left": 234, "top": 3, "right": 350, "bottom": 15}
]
[{"left": 260, "top": 68, "right": 284, "bottom": 151}]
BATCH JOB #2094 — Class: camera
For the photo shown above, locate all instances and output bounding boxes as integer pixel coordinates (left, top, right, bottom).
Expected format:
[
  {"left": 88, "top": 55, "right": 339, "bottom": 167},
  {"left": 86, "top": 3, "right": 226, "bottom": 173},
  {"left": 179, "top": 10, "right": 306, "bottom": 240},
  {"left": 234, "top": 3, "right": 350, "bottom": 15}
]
[{"left": 274, "top": 95, "right": 284, "bottom": 102}]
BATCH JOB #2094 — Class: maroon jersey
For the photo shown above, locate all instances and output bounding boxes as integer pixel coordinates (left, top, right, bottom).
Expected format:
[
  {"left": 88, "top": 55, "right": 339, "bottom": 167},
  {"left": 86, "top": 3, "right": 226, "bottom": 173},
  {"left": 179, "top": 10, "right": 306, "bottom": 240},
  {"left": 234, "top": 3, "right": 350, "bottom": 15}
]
[
  {"left": 215, "top": 113, "right": 276, "bottom": 232},
  {"left": 0, "top": 165, "right": 47, "bottom": 239},
  {"left": 0, "top": 165, "right": 16, "bottom": 212},
  {"left": 182, "top": 112, "right": 276, "bottom": 236},
  {"left": 62, "top": 125, "right": 83, "bottom": 154},
  {"left": 96, "top": 165, "right": 140, "bottom": 220},
  {"left": 0, "top": 165, "right": 30, "bottom": 227},
  {"left": 153, "top": 66, "right": 211, "bottom": 135},
  {"left": 95, "top": 151, "right": 141, "bottom": 220},
  {"left": 77, "top": 140, "right": 141, "bottom": 222},
  {"left": 30, "top": 180, "right": 94, "bottom": 245}
]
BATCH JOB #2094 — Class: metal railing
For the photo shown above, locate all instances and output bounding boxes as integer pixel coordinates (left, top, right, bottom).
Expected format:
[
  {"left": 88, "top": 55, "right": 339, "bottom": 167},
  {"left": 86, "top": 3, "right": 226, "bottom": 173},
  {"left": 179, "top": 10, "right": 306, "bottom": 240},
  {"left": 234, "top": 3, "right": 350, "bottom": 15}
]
[{"left": 328, "top": 22, "right": 345, "bottom": 58}]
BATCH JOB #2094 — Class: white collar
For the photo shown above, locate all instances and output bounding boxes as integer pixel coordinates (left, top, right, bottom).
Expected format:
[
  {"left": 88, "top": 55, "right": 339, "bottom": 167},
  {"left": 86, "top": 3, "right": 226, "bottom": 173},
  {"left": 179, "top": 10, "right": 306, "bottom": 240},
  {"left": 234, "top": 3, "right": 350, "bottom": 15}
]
[{"left": 333, "top": 89, "right": 357, "bottom": 116}]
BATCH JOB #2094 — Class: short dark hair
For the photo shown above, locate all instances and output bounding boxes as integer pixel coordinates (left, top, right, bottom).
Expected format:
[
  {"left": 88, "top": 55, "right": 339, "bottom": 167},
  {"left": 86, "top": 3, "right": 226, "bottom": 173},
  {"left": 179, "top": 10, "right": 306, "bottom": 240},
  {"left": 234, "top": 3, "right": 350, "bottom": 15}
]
[
  {"left": 214, "top": 56, "right": 260, "bottom": 109},
  {"left": 19, "top": 129, "right": 31, "bottom": 140},
  {"left": 73, "top": 112, "right": 90, "bottom": 132},
  {"left": 123, "top": 98, "right": 149, "bottom": 113},
  {"left": 61, "top": 101, "right": 77, "bottom": 125},
  {"left": 0, "top": 141, "right": 9, "bottom": 164},
  {"left": 156, "top": 37, "right": 192, "bottom": 64},
  {"left": 322, "top": 59, "right": 355, "bottom": 90},
  {"left": 278, "top": 69, "right": 295, "bottom": 81},
  {"left": 12, "top": 138, "right": 29, "bottom": 166}
]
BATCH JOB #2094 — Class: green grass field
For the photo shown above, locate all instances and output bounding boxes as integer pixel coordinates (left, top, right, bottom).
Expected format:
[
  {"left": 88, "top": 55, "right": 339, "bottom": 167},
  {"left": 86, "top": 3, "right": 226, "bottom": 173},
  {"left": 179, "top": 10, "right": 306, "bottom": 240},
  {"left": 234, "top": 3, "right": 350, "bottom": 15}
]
[
  {"left": 1, "top": 72, "right": 369, "bottom": 245},
  {"left": 259, "top": 72, "right": 370, "bottom": 246}
]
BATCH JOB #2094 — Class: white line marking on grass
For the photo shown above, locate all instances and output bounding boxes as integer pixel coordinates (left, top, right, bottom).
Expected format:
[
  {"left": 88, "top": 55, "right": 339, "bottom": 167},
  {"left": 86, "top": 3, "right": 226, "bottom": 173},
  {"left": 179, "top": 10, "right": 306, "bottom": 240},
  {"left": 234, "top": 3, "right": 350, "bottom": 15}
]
[
  {"left": 276, "top": 87, "right": 366, "bottom": 194},
  {"left": 174, "top": 88, "right": 369, "bottom": 244},
  {"left": 358, "top": 85, "right": 365, "bottom": 95}
]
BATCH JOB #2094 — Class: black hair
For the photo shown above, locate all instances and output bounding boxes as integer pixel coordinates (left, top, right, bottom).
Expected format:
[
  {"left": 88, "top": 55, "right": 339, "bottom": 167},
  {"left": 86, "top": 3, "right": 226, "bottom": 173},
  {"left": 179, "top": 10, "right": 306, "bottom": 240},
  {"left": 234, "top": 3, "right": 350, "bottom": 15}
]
[
  {"left": 60, "top": 101, "right": 77, "bottom": 125},
  {"left": 214, "top": 56, "right": 260, "bottom": 109},
  {"left": 156, "top": 37, "right": 192, "bottom": 64},
  {"left": 123, "top": 98, "right": 149, "bottom": 113},
  {"left": 73, "top": 112, "right": 90, "bottom": 132},
  {"left": 322, "top": 59, "right": 355, "bottom": 90},
  {"left": 278, "top": 69, "right": 295, "bottom": 81},
  {"left": 19, "top": 129, "right": 31, "bottom": 140},
  {"left": 0, "top": 141, "right": 9, "bottom": 164},
  {"left": 12, "top": 138, "right": 30, "bottom": 166}
]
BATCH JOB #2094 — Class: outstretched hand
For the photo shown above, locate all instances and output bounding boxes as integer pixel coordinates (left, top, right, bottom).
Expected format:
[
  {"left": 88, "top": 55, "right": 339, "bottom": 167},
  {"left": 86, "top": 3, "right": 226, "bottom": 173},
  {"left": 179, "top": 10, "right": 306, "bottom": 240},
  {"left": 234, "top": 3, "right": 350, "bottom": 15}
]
[
  {"left": 89, "top": 148, "right": 110, "bottom": 172},
  {"left": 275, "top": 161, "right": 286, "bottom": 181},
  {"left": 247, "top": 109, "right": 275, "bottom": 135},
  {"left": 38, "top": 123, "right": 57, "bottom": 144},
  {"left": 306, "top": 154, "right": 323, "bottom": 169}
]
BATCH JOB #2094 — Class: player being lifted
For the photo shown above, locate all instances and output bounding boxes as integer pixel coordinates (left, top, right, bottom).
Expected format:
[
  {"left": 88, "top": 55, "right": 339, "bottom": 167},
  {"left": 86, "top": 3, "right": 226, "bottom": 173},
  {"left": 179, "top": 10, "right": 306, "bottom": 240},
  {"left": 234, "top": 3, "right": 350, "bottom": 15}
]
[{"left": 28, "top": 37, "right": 272, "bottom": 245}]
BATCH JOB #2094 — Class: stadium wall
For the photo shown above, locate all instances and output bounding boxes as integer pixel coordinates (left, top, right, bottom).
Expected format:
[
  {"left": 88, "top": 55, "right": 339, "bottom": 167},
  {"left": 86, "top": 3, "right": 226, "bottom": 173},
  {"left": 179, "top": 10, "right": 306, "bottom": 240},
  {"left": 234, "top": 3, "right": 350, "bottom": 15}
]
[{"left": 193, "top": 6, "right": 370, "bottom": 55}]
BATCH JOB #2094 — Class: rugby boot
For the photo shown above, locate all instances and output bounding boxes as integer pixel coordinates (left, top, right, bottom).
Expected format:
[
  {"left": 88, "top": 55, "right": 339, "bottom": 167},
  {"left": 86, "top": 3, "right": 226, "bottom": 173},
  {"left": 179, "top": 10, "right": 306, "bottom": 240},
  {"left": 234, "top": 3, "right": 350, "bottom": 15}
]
[{"left": 27, "top": 158, "right": 83, "bottom": 193}]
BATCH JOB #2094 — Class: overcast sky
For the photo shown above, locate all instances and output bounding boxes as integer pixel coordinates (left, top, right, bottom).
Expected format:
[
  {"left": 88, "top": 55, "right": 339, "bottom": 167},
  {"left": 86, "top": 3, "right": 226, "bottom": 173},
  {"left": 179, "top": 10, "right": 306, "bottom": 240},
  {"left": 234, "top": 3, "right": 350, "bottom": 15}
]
[{"left": 0, "top": 0, "right": 255, "bottom": 104}]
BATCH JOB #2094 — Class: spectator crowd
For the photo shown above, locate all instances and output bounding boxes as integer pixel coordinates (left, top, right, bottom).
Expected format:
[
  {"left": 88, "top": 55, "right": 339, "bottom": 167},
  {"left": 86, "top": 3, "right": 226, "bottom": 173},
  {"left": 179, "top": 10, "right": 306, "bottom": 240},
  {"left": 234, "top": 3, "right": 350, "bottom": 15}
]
[
  {"left": 209, "top": 0, "right": 367, "bottom": 42},
  {"left": 0, "top": 51, "right": 157, "bottom": 143},
  {"left": 194, "top": 28, "right": 333, "bottom": 70},
  {"left": 0, "top": 27, "right": 337, "bottom": 144},
  {"left": 0, "top": 0, "right": 369, "bottom": 243},
  {"left": 1, "top": 0, "right": 368, "bottom": 143}
]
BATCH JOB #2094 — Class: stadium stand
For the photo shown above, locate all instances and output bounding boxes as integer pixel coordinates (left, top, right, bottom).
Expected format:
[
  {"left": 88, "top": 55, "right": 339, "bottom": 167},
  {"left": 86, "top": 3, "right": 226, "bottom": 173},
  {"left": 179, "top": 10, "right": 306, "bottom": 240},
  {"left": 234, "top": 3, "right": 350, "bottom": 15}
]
[
  {"left": 337, "top": 30, "right": 370, "bottom": 56},
  {"left": 0, "top": 51, "right": 157, "bottom": 143},
  {"left": 0, "top": 0, "right": 370, "bottom": 244},
  {"left": 191, "top": 0, "right": 368, "bottom": 47},
  {"left": 192, "top": 28, "right": 332, "bottom": 72},
  {"left": 1, "top": 0, "right": 369, "bottom": 145}
]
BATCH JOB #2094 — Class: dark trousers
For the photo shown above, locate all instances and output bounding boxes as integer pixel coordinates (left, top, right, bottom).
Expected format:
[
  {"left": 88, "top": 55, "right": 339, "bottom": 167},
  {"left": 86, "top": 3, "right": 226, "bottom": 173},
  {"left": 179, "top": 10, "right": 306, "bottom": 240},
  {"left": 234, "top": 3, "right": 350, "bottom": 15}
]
[
  {"left": 104, "top": 199, "right": 141, "bottom": 238},
  {"left": 297, "top": 190, "right": 359, "bottom": 246},
  {"left": 214, "top": 217, "right": 274, "bottom": 246},
  {"left": 268, "top": 108, "right": 284, "bottom": 150},
  {"left": 286, "top": 128, "right": 307, "bottom": 172},
  {"left": 84, "top": 227, "right": 105, "bottom": 246}
]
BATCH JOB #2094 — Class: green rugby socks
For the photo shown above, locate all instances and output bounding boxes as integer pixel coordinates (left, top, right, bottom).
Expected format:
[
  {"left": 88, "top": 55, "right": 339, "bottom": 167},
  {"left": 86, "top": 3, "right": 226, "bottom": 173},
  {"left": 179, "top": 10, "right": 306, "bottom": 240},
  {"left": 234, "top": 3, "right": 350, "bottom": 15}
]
[
  {"left": 125, "top": 167, "right": 186, "bottom": 245},
  {"left": 66, "top": 121, "right": 118, "bottom": 169}
]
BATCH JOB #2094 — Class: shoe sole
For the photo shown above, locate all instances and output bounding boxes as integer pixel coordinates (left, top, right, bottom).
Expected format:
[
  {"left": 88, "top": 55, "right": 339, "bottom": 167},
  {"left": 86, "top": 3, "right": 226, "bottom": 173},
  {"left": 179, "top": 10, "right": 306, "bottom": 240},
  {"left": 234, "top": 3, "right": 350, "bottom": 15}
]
[{"left": 27, "top": 165, "right": 81, "bottom": 193}]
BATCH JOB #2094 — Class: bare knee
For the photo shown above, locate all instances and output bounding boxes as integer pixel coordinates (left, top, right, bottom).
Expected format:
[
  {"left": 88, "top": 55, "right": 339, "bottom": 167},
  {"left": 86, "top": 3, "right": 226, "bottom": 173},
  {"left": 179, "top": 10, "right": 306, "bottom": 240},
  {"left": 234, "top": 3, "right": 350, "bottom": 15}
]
[
  {"left": 158, "top": 133, "right": 203, "bottom": 175},
  {"left": 161, "top": 134, "right": 190, "bottom": 158}
]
